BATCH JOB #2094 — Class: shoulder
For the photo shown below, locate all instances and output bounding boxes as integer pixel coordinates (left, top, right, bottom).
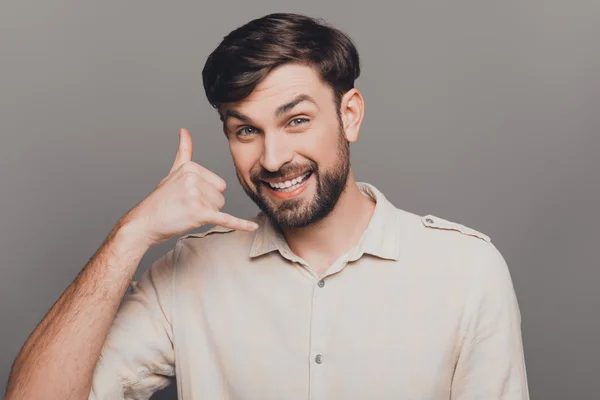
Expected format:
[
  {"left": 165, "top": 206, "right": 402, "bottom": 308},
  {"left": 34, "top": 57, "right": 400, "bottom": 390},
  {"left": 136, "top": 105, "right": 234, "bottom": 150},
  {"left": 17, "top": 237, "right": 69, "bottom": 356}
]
[
  {"left": 417, "top": 213, "right": 496, "bottom": 261},
  {"left": 416, "top": 213, "right": 511, "bottom": 280},
  {"left": 395, "top": 209, "right": 491, "bottom": 247},
  {"left": 398, "top": 210, "right": 506, "bottom": 271},
  {"left": 167, "top": 221, "right": 258, "bottom": 280}
]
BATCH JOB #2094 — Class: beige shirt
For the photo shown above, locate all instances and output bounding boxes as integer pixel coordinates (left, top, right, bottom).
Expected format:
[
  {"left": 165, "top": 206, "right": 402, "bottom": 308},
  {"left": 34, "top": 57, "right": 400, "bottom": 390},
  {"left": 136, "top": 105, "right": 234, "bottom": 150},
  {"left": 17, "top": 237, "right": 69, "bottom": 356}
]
[{"left": 89, "top": 182, "right": 529, "bottom": 400}]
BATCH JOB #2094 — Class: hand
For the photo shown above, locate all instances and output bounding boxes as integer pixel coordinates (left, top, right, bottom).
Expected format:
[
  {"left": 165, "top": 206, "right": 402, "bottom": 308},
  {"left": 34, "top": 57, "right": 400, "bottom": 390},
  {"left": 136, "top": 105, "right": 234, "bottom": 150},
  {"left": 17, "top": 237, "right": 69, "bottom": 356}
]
[{"left": 118, "top": 128, "right": 258, "bottom": 248}]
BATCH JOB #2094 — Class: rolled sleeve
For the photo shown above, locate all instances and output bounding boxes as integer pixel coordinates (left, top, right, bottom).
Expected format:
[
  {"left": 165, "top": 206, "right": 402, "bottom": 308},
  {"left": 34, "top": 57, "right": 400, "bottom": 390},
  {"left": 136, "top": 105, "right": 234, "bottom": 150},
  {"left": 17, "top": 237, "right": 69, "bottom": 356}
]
[
  {"left": 451, "top": 242, "right": 530, "bottom": 400},
  {"left": 88, "top": 245, "right": 177, "bottom": 400}
]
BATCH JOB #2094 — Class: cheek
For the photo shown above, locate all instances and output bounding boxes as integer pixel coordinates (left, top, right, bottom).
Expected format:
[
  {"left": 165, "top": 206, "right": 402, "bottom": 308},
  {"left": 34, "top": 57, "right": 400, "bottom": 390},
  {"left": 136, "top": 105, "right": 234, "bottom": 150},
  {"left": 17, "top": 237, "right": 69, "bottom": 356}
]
[
  {"left": 230, "top": 142, "right": 261, "bottom": 177},
  {"left": 298, "top": 123, "right": 341, "bottom": 165}
]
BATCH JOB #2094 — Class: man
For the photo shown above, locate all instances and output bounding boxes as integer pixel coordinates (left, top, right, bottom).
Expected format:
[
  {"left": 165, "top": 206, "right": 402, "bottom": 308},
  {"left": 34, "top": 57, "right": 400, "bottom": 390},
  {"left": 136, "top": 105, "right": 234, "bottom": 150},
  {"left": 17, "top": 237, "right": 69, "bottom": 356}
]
[{"left": 6, "top": 13, "right": 529, "bottom": 400}]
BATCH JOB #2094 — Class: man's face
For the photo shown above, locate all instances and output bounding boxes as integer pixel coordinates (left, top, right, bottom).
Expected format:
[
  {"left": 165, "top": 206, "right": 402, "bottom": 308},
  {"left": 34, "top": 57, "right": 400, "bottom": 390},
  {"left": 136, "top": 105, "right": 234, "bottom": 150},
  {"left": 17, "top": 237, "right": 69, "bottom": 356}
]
[{"left": 221, "top": 63, "right": 351, "bottom": 229}]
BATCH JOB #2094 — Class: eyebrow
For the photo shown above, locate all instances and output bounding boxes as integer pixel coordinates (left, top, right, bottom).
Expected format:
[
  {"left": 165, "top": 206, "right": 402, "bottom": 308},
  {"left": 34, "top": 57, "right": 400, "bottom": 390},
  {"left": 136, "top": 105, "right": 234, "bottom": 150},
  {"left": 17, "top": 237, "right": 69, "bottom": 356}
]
[{"left": 220, "top": 94, "right": 319, "bottom": 124}]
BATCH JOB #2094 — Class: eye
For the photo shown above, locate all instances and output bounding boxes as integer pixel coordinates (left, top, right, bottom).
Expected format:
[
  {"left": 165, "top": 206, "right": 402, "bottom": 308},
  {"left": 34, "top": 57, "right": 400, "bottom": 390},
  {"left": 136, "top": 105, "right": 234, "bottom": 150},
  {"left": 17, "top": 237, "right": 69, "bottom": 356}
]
[
  {"left": 236, "top": 126, "right": 258, "bottom": 136},
  {"left": 289, "top": 117, "right": 309, "bottom": 127}
]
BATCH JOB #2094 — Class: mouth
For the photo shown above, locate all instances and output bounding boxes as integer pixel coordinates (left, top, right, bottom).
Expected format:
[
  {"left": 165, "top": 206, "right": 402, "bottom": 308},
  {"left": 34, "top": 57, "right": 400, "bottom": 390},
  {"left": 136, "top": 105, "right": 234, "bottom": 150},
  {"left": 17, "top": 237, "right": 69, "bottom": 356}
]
[{"left": 261, "top": 171, "right": 313, "bottom": 199}]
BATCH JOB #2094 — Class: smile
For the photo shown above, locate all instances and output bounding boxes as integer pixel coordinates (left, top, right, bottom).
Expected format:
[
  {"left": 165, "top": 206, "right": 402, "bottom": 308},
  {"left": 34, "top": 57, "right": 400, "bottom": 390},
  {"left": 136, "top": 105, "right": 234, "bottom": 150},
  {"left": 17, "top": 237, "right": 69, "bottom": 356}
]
[{"left": 265, "top": 171, "right": 312, "bottom": 192}]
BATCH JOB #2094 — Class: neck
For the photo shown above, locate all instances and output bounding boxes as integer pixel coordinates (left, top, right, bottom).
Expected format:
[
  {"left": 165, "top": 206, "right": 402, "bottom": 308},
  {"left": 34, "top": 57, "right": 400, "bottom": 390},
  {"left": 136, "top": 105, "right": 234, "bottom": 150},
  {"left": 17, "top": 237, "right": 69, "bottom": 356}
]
[{"left": 280, "top": 172, "right": 376, "bottom": 270}]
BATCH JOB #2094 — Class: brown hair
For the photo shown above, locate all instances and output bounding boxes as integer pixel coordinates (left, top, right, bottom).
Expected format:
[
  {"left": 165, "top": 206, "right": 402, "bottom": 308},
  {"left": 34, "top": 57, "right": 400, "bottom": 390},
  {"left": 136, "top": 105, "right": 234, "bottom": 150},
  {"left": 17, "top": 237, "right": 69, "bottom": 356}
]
[{"left": 202, "top": 13, "right": 361, "bottom": 119}]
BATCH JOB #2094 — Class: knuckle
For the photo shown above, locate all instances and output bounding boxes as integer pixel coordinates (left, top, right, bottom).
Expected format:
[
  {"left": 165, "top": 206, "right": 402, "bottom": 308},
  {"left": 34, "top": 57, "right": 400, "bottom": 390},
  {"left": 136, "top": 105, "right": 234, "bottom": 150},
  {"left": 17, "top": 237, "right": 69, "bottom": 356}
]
[
  {"left": 215, "top": 193, "right": 225, "bottom": 208},
  {"left": 220, "top": 214, "right": 232, "bottom": 225},
  {"left": 183, "top": 171, "right": 197, "bottom": 186},
  {"left": 187, "top": 185, "right": 202, "bottom": 198},
  {"left": 181, "top": 161, "right": 195, "bottom": 172}
]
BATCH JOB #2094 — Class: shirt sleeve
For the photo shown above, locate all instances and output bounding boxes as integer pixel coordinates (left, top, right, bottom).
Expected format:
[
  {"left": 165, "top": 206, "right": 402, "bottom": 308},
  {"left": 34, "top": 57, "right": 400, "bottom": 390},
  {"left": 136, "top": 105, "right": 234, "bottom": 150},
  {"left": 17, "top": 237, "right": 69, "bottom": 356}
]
[
  {"left": 88, "top": 245, "right": 178, "bottom": 400},
  {"left": 451, "top": 242, "right": 530, "bottom": 400}
]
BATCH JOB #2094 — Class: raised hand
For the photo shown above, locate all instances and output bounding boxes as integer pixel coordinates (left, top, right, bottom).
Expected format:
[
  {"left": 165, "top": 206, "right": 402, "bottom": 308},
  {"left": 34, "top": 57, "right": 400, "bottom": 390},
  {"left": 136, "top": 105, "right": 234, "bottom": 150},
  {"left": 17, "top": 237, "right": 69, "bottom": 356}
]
[{"left": 120, "top": 128, "right": 258, "bottom": 248}]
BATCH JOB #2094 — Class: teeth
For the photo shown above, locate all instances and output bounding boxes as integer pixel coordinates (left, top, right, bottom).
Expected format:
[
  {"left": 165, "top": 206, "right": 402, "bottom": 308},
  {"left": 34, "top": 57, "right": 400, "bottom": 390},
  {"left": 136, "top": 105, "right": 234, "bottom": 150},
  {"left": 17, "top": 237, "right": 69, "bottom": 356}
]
[{"left": 268, "top": 172, "right": 310, "bottom": 190}]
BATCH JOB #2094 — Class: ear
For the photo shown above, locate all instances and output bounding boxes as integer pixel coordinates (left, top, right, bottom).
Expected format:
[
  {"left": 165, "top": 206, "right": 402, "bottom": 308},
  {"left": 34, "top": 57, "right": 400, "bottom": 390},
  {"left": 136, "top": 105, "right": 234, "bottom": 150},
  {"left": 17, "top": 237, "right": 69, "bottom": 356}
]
[{"left": 339, "top": 88, "right": 364, "bottom": 143}]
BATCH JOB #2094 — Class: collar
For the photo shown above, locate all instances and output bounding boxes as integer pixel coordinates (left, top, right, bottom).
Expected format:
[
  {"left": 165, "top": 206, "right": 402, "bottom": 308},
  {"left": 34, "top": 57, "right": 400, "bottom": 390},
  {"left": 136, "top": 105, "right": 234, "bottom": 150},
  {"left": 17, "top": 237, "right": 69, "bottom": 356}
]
[{"left": 248, "top": 182, "right": 400, "bottom": 262}]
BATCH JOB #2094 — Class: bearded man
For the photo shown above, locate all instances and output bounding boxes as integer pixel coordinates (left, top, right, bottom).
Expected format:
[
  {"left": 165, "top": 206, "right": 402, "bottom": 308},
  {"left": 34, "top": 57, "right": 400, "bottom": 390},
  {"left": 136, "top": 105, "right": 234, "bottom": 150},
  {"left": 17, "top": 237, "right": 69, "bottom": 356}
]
[{"left": 6, "top": 13, "right": 529, "bottom": 400}]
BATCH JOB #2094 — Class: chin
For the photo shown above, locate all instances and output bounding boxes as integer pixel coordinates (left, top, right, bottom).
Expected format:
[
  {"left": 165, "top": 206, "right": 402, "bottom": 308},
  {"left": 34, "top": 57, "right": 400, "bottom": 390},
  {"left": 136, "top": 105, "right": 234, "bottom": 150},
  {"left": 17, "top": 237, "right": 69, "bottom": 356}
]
[{"left": 271, "top": 199, "right": 331, "bottom": 229}]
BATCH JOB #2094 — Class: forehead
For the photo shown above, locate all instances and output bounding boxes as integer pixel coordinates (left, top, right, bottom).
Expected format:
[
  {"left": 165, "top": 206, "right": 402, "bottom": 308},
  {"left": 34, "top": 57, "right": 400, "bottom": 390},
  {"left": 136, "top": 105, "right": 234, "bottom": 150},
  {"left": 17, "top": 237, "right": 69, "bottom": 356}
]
[{"left": 222, "top": 63, "right": 332, "bottom": 117}]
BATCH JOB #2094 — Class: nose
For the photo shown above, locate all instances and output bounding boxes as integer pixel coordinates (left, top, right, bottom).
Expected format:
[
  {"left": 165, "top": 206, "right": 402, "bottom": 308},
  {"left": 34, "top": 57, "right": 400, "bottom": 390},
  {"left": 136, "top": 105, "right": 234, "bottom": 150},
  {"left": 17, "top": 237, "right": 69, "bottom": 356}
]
[{"left": 259, "top": 132, "right": 294, "bottom": 172}]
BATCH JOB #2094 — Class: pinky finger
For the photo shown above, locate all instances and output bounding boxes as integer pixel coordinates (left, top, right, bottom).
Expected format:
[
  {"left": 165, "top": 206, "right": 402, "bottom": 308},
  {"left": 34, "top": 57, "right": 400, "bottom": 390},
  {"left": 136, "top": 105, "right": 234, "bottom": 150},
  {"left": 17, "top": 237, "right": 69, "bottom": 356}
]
[{"left": 212, "top": 212, "right": 259, "bottom": 232}]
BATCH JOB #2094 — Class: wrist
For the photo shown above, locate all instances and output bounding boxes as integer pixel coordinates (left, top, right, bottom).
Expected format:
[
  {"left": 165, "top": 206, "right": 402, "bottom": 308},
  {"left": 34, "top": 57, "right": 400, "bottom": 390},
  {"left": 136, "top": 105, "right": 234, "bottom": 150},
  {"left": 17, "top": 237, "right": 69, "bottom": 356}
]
[{"left": 110, "top": 217, "right": 155, "bottom": 257}]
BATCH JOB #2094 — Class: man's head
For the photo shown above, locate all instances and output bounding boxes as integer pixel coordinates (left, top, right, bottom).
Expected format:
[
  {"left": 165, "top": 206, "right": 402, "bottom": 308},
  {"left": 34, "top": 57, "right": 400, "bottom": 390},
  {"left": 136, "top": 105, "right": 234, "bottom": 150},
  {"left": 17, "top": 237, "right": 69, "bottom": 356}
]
[{"left": 202, "top": 13, "right": 364, "bottom": 229}]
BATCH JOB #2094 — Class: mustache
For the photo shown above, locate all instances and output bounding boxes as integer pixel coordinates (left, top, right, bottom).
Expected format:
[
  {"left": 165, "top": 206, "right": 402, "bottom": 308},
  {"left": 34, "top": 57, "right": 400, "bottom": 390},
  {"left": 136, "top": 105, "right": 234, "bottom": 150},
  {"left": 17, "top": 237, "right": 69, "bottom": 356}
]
[{"left": 251, "top": 162, "right": 317, "bottom": 183}]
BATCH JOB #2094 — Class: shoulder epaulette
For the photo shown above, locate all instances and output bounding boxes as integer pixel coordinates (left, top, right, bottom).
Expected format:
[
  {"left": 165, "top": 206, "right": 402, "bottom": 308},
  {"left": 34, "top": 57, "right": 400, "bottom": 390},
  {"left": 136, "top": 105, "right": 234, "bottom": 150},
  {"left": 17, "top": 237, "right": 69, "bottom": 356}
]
[{"left": 421, "top": 214, "right": 491, "bottom": 243}]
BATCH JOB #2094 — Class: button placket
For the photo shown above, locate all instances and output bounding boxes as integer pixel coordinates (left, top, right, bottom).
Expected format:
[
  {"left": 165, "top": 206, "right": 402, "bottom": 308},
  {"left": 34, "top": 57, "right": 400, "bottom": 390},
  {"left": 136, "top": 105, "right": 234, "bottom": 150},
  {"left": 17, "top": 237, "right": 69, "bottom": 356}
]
[{"left": 308, "top": 275, "right": 329, "bottom": 399}]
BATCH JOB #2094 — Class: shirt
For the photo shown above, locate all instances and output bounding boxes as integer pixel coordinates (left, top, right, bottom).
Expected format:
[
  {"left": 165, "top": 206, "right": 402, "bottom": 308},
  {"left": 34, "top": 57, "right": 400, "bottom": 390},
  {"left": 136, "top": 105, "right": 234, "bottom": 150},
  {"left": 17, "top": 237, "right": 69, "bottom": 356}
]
[{"left": 89, "top": 182, "right": 529, "bottom": 400}]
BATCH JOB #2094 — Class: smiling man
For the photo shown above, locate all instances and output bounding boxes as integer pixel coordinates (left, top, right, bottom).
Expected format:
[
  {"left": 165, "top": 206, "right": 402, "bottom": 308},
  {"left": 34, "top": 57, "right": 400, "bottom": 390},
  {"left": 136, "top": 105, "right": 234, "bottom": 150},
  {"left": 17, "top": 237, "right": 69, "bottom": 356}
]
[
  {"left": 219, "top": 64, "right": 371, "bottom": 275},
  {"left": 226, "top": 86, "right": 354, "bottom": 234},
  {"left": 6, "top": 12, "right": 529, "bottom": 400}
]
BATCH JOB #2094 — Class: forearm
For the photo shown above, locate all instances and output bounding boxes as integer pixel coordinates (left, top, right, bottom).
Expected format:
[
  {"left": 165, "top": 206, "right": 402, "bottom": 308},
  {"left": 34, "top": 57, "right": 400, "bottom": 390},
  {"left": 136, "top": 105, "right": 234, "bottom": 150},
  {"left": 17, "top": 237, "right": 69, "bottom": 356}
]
[{"left": 5, "top": 221, "right": 150, "bottom": 400}]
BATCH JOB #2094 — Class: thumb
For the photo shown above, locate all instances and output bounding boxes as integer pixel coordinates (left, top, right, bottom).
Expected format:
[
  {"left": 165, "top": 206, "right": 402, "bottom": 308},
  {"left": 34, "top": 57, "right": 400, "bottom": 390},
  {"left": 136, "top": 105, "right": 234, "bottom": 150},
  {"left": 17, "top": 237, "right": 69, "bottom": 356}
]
[{"left": 170, "top": 128, "right": 193, "bottom": 174}]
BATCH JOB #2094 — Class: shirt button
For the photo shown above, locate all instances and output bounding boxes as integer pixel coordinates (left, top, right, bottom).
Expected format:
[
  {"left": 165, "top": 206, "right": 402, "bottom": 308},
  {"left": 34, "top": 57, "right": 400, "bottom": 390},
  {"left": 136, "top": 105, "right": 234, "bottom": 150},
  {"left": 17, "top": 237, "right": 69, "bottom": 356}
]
[
  {"left": 315, "top": 354, "right": 323, "bottom": 364},
  {"left": 317, "top": 279, "right": 325, "bottom": 288}
]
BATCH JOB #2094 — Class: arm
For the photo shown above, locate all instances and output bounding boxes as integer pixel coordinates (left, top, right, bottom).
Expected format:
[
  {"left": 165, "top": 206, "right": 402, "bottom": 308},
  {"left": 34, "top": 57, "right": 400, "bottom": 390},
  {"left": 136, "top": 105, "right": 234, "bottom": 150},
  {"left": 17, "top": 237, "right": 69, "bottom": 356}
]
[
  {"left": 451, "top": 242, "right": 530, "bottom": 400},
  {"left": 5, "top": 221, "right": 151, "bottom": 400},
  {"left": 88, "top": 242, "right": 177, "bottom": 399},
  {"left": 5, "top": 128, "right": 255, "bottom": 400}
]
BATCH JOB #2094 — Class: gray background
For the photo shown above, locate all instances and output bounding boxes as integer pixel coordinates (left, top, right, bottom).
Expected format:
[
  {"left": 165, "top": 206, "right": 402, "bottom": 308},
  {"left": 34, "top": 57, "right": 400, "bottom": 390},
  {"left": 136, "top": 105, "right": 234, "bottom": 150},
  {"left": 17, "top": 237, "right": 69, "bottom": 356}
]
[{"left": 1, "top": 1, "right": 599, "bottom": 399}]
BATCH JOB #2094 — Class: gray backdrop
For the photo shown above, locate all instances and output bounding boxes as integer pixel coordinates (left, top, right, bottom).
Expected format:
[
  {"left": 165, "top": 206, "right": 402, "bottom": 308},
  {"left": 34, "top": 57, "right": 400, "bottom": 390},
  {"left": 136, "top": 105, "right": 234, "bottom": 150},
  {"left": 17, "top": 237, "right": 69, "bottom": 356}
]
[{"left": 1, "top": 1, "right": 599, "bottom": 399}]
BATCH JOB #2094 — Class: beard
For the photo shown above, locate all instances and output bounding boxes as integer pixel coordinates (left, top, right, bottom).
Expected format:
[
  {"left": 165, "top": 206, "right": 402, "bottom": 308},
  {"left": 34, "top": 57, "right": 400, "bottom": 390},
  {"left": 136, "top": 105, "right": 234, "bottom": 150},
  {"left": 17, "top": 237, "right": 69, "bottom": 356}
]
[{"left": 236, "top": 125, "right": 350, "bottom": 230}]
